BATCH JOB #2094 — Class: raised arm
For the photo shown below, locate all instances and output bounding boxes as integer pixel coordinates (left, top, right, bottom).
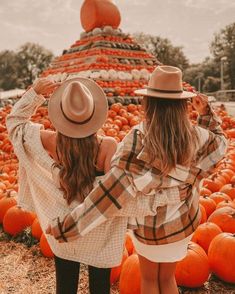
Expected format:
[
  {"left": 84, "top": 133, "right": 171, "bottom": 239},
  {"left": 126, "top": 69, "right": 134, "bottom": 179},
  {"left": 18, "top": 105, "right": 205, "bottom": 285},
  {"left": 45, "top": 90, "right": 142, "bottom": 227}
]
[
  {"left": 6, "top": 79, "right": 57, "bottom": 155},
  {"left": 192, "top": 94, "right": 227, "bottom": 171}
]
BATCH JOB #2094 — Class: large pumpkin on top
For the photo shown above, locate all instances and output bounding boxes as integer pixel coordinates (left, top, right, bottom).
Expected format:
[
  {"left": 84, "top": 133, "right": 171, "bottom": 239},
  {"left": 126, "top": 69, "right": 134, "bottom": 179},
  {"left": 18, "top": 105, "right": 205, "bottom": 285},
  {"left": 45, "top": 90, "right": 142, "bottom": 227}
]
[{"left": 80, "top": 0, "right": 121, "bottom": 32}]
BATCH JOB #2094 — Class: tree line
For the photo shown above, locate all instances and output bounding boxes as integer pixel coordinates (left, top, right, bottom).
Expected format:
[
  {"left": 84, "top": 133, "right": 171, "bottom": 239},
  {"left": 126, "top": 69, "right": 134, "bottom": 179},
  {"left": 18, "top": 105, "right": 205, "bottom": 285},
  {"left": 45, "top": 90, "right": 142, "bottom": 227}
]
[
  {"left": 134, "top": 22, "right": 235, "bottom": 92},
  {"left": 0, "top": 43, "right": 54, "bottom": 91},
  {"left": 0, "top": 22, "right": 234, "bottom": 93}
]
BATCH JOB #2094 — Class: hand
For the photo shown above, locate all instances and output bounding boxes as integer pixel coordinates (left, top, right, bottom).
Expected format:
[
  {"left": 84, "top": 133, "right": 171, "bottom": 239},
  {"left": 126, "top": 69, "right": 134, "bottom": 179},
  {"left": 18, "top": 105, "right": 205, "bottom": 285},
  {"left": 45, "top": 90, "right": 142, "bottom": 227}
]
[
  {"left": 46, "top": 214, "right": 79, "bottom": 243},
  {"left": 191, "top": 93, "right": 209, "bottom": 115},
  {"left": 32, "top": 78, "right": 60, "bottom": 97}
]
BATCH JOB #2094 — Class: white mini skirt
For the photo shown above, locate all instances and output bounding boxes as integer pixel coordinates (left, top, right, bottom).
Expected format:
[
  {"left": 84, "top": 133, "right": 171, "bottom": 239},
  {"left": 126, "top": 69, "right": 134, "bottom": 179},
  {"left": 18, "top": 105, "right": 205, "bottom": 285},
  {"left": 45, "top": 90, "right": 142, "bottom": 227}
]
[{"left": 129, "top": 232, "right": 193, "bottom": 263}]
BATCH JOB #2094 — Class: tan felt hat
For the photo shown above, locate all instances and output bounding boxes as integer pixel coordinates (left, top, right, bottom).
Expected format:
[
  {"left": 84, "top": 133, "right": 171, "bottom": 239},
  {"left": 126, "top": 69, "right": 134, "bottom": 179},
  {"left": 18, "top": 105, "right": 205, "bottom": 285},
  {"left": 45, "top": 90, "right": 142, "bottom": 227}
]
[
  {"left": 48, "top": 77, "right": 108, "bottom": 138},
  {"left": 135, "top": 65, "right": 197, "bottom": 99}
]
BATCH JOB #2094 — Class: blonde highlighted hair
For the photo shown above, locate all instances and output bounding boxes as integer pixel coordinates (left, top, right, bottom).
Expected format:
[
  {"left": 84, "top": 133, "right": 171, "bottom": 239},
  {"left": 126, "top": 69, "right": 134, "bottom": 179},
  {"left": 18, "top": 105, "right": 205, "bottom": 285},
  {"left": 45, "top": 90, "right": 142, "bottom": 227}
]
[
  {"left": 143, "top": 97, "right": 199, "bottom": 175},
  {"left": 54, "top": 133, "right": 99, "bottom": 205}
]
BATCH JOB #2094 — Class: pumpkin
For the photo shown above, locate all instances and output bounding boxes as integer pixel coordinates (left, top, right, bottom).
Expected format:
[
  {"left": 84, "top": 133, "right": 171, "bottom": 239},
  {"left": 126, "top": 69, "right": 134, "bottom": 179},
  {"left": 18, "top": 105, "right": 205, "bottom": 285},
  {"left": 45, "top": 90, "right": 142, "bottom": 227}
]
[
  {"left": 216, "top": 200, "right": 235, "bottom": 209},
  {"left": 219, "top": 183, "right": 235, "bottom": 200},
  {"left": 3, "top": 206, "right": 35, "bottom": 236},
  {"left": 0, "top": 195, "right": 17, "bottom": 223},
  {"left": 199, "top": 204, "right": 207, "bottom": 224},
  {"left": 208, "top": 232, "right": 235, "bottom": 283},
  {"left": 199, "top": 196, "right": 216, "bottom": 217},
  {"left": 199, "top": 187, "right": 212, "bottom": 196},
  {"left": 125, "top": 233, "right": 134, "bottom": 255},
  {"left": 119, "top": 254, "right": 141, "bottom": 294},
  {"left": 40, "top": 233, "right": 54, "bottom": 258},
  {"left": 191, "top": 222, "right": 222, "bottom": 253},
  {"left": 80, "top": 0, "right": 121, "bottom": 32},
  {"left": 202, "top": 177, "right": 224, "bottom": 192},
  {"left": 175, "top": 242, "right": 210, "bottom": 288},
  {"left": 209, "top": 192, "right": 232, "bottom": 205},
  {"left": 208, "top": 207, "right": 235, "bottom": 233},
  {"left": 110, "top": 247, "right": 128, "bottom": 285},
  {"left": 31, "top": 218, "right": 43, "bottom": 240}
]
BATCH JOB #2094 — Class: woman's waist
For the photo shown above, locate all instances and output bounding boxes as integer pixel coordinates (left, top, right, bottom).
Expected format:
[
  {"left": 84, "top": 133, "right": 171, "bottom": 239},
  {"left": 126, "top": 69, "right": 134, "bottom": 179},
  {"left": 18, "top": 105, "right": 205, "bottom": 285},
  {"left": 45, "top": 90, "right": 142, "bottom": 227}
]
[{"left": 127, "top": 204, "right": 201, "bottom": 245}]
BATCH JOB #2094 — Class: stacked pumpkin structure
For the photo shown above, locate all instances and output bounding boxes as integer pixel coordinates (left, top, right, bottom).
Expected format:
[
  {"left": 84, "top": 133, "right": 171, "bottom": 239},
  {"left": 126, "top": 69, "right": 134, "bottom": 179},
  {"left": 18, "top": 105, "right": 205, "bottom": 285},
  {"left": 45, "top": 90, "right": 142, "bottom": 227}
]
[{"left": 1, "top": 0, "right": 235, "bottom": 292}]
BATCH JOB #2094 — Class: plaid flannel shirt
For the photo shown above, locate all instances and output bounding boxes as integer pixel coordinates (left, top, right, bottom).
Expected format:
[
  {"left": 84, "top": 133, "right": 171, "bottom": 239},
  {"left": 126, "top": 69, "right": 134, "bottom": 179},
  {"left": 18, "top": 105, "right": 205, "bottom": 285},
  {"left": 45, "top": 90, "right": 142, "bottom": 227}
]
[{"left": 50, "top": 105, "right": 227, "bottom": 245}]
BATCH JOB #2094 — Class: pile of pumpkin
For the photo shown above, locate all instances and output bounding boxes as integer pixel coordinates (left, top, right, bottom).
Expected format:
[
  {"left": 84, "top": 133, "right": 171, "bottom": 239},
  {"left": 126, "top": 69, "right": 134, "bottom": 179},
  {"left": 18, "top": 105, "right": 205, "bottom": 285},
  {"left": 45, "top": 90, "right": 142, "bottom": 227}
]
[{"left": 1, "top": 99, "right": 235, "bottom": 292}]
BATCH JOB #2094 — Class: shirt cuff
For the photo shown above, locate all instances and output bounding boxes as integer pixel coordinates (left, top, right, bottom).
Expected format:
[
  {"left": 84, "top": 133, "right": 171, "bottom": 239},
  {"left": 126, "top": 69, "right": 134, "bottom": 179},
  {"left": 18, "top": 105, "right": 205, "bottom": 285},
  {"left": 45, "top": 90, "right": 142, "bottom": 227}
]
[{"left": 24, "top": 87, "right": 46, "bottom": 104}]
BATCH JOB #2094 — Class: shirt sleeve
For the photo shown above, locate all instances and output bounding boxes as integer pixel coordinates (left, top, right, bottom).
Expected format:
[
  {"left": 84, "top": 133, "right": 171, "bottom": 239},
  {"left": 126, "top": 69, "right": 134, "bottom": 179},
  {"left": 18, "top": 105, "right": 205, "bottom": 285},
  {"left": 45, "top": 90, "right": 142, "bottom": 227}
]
[
  {"left": 196, "top": 105, "right": 227, "bottom": 171},
  {"left": 49, "top": 165, "right": 136, "bottom": 242},
  {"left": 6, "top": 88, "right": 45, "bottom": 157}
]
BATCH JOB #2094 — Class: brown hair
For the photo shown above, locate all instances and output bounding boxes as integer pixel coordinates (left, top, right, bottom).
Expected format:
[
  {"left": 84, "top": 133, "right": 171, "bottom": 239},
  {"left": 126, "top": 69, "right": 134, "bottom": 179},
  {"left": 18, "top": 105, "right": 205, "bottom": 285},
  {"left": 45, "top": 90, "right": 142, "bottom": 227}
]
[
  {"left": 54, "top": 132, "right": 99, "bottom": 205},
  {"left": 143, "top": 97, "right": 199, "bottom": 175}
]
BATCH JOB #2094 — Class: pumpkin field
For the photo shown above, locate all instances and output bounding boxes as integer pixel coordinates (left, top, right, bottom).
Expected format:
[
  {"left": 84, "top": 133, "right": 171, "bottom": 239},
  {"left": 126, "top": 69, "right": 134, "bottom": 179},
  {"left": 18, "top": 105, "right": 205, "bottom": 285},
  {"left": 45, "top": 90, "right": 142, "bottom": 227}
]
[{"left": 1, "top": 0, "right": 235, "bottom": 293}]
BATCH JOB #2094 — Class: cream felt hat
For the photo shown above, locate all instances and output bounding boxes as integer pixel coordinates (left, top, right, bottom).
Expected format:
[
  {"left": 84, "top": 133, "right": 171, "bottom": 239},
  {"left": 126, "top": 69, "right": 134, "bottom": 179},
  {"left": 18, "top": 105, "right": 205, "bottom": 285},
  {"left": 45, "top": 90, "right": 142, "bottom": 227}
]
[
  {"left": 48, "top": 77, "right": 108, "bottom": 138},
  {"left": 134, "top": 65, "right": 197, "bottom": 99}
]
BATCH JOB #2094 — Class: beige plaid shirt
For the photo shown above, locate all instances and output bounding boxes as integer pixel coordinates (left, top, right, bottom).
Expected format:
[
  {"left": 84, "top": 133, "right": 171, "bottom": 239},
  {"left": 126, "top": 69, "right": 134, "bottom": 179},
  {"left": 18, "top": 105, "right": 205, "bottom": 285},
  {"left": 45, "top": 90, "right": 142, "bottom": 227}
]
[
  {"left": 6, "top": 88, "right": 129, "bottom": 267},
  {"left": 49, "top": 102, "right": 227, "bottom": 245}
]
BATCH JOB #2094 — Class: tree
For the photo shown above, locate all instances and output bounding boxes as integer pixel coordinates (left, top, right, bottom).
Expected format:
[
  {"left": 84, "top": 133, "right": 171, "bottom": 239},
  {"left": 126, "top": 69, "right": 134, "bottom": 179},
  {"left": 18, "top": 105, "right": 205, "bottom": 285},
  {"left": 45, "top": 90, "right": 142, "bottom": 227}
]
[
  {"left": 183, "top": 57, "right": 221, "bottom": 92},
  {"left": 0, "top": 50, "right": 20, "bottom": 90},
  {"left": 133, "top": 33, "right": 189, "bottom": 70},
  {"left": 16, "top": 43, "right": 54, "bottom": 89},
  {"left": 210, "top": 22, "right": 235, "bottom": 89}
]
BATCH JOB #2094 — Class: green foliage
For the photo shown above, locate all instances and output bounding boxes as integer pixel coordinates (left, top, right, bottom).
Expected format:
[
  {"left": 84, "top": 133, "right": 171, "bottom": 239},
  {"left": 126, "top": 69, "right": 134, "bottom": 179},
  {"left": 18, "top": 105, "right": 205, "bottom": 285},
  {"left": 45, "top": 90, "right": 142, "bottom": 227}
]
[
  {"left": 16, "top": 43, "right": 54, "bottom": 89},
  {"left": 183, "top": 57, "right": 221, "bottom": 92},
  {"left": 0, "top": 50, "right": 20, "bottom": 90},
  {"left": 210, "top": 22, "right": 235, "bottom": 89},
  {"left": 0, "top": 43, "right": 54, "bottom": 91},
  {"left": 0, "top": 224, "right": 38, "bottom": 248},
  {"left": 133, "top": 33, "right": 189, "bottom": 70}
]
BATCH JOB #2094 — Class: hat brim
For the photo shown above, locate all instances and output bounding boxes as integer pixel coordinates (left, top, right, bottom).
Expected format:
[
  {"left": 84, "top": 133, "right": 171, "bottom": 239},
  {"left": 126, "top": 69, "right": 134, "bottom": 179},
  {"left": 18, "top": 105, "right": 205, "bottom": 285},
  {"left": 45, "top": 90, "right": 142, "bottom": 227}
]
[
  {"left": 134, "top": 88, "right": 197, "bottom": 99},
  {"left": 48, "top": 77, "right": 108, "bottom": 138}
]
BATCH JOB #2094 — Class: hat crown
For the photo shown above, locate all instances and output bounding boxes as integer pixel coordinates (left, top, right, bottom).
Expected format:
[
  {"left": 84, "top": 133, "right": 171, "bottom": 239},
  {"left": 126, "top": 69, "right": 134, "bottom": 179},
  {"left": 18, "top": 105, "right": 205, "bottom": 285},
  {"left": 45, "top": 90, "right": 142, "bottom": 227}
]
[
  {"left": 61, "top": 81, "right": 94, "bottom": 124},
  {"left": 148, "top": 66, "right": 183, "bottom": 92}
]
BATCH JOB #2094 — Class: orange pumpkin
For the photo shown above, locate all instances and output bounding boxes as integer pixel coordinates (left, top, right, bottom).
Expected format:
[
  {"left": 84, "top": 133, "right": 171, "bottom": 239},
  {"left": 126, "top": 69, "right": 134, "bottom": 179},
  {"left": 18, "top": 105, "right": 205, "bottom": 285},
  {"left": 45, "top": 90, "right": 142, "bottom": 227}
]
[
  {"left": 110, "top": 248, "right": 128, "bottom": 285},
  {"left": 31, "top": 218, "right": 43, "bottom": 240},
  {"left": 124, "top": 233, "right": 134, "bottom": 255},
  {"left": 202, "top": 177, "right": 224, "bottom": 193},
  {"left": 119, "top": 254, "right": 141, "bottom": 294},
  {"left": 208, "top": 207, "right": 235, "bottom": 233},
  {"left": 40, "top": 233, "right": 54, "bottom": 258},
  {"left": 199, "top": 187, "right": 212, "bottom": 196},
  {"left": 175, "top": 242, "right": 210, "bottom": 288},
  {"left": 3, "top": 206, "right": 35, "bottom": 236},
  {"left": 199, "top": 196, "right": 216, "bottom": 217},
  {"left": 199, "top": 204, "right": 207, "bottom": 224},
  {"left": 209, "top": 192, "right": 232, "bottom": 205},
  {"left": 219, "top": 183, "right": 235, "bottom": 200},
  {"left": 0, "top": 195, "right": 17, "bottom": 223},
  {"left": 208, "top": 232, "right": 235, "bottom": 283},
  {"left": 216, "top": 200, "right": 235, "bottom": 209},
  {"left": 191, "top": 222, "right": 222, "bottom": 253},
  {"left": 80, "top": 0, "right": 121, "bottom": 32}
]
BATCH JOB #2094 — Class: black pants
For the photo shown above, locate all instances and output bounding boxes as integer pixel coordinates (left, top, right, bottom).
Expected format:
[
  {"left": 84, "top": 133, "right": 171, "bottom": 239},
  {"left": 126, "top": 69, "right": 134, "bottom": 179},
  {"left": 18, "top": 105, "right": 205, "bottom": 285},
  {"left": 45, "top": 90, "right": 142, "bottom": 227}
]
[{"left": 54, "top": 256, "right": 111, "bottom": 294}]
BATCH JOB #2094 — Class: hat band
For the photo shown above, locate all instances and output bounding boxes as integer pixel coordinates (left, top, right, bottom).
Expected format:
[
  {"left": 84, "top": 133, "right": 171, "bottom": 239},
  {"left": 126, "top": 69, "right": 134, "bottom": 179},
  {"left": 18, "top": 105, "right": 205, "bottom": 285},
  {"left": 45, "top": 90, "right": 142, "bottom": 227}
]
[
  {"left": 60, "top": 102, "right": 96, "bottom": 125},
  {"left": 146, "top": 87, "right": 183, "bottom": 94}
]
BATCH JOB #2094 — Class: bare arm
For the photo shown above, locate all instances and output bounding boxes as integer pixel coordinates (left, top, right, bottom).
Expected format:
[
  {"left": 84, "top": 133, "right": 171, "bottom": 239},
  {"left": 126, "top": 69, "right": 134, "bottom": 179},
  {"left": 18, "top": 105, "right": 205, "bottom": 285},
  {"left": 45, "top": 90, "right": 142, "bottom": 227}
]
[{"left": 104, "top": 137, "right": 118, "bottom": 173}]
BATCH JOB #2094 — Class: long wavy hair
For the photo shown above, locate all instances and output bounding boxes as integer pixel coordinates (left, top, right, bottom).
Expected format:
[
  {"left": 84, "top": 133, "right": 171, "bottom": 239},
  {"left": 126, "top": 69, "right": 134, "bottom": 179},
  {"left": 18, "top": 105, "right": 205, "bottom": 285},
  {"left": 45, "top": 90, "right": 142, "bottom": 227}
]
[
  {"left": 143, "top": 96, "right": 199, "bottom": 175},
  {"left": 54, "top": 132, "right": 99, "bottom": 205}
]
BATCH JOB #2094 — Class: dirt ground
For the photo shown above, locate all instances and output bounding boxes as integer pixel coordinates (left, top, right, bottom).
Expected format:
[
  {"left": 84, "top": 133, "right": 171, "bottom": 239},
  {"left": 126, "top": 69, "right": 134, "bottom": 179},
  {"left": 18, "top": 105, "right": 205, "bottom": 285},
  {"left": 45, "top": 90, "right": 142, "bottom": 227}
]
[{"left": 0, "top": 240, "right": 235, "bottom": 294}]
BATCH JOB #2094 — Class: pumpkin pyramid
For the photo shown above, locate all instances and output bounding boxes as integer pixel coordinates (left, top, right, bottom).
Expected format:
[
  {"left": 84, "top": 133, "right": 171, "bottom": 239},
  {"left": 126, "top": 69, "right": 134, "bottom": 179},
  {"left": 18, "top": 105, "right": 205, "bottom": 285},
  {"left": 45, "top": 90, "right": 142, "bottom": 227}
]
[{"left": 40, "top": 0, "right": 159, "bottom": 105}]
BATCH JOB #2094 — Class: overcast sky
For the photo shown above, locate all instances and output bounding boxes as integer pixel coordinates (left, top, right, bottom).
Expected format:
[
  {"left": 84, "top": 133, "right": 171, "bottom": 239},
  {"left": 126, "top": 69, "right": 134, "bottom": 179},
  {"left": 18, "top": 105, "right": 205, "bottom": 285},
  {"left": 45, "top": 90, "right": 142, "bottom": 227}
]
[{"left": 0, "top": 0, "right": 234, "bottom": 63}]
